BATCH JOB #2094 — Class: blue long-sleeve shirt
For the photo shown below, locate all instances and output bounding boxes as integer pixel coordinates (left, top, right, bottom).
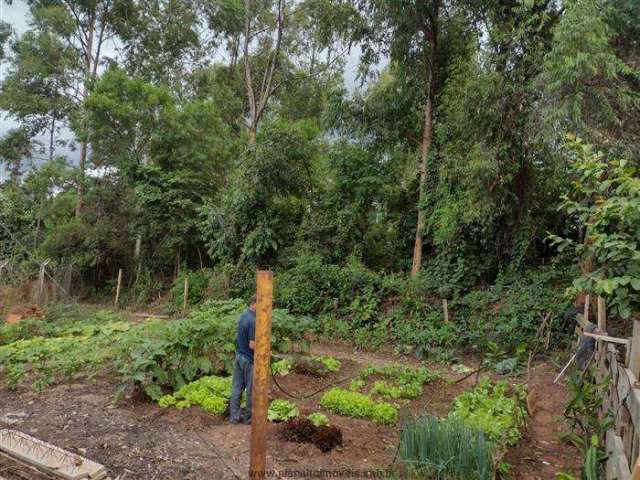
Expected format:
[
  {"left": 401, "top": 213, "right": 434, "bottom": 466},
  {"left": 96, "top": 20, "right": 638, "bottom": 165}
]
[{"left": 236, "top": 309, "right": 256, "bottom": 362}]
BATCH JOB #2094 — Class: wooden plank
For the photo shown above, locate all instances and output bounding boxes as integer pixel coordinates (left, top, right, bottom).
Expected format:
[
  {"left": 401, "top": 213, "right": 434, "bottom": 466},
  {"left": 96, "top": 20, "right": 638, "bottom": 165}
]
[
  {"left": 249, "top": 270, "right": 274, "bottom": 480},
  {"left": 607, "top": 429, "right": 632, "bottom": 480},
  {"left": 584, "top": 331, "right": 629, "bottom": 345},
  {"left": 0, "top": 429, "right": 107, "bottom": 480},
  {"left": 629, "top": 320, "right": 640, "bottom": 379},
  {"left": 632, "top": 455, "right": 640, "bottom": 480}
]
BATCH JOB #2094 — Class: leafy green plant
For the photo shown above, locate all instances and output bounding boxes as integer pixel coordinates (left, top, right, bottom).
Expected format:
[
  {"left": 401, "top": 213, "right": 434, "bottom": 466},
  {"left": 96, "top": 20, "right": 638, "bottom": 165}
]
[
  {"left": 349, "top": 379, "right": 365, "bottom": 391},
  {"left": 268, "top": 399, "right": 299, "bottom": 422},
  {"left": 312, "top": 355, "right": 341, "bottom": 373},
  {"left": 319, "top": 387, "right": 398, "bottom": 424},
  {"left": 272, "top": 358, "right": 293, "bottom": 376},
  {"left": 399, "top": 415, "right": 495, "bottom": 480},
  {"left": 562, "top": 370, "right": 611, "bottom": 479},
  {"left": 308, "top": 412, "right": 330, "bottom": 427},
  {"left": 449, "top": 379, "right": 527, "bottom": 447},
  {"left": 359, "top": 364, "right": 439, "bottom": 400},
  {"left": 549, "top": 137, "right": 640, "bottom": 319},
  {"left": 118, "top": 299, "right": 307, "bottom": 399}
]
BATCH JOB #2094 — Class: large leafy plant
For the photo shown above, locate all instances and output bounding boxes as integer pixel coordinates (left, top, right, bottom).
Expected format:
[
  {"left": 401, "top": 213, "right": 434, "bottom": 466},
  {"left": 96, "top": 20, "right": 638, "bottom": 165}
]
[{"left": 550, "top": 137, "right": 640, "bottom": 318}]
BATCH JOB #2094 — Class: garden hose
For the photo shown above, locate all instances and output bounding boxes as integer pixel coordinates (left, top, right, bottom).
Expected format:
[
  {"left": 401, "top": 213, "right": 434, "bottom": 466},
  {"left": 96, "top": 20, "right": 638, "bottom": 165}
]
[{"left": 269, "top": 362, "right": 363, "bottom": 400}]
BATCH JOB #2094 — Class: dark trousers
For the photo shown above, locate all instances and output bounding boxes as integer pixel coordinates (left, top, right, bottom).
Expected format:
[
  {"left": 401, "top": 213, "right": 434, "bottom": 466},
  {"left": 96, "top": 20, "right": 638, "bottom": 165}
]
[{"left": 230, "top": 353, "right": 253, "bottom": 422}]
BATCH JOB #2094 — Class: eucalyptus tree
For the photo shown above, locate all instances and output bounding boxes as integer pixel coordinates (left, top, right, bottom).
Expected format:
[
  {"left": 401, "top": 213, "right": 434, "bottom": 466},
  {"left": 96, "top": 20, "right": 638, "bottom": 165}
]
[
  {"left": 19, "top": 0, "right": 134, "bottom": 216},
  {"left": 202, "top": 0, "right": 357, "bottom": 144},
  {"left": 0, "top": 28, "right": 77, "bottom": 162},
  {"left": 353, "top": 0, "right": 477, "bottom": 276}
]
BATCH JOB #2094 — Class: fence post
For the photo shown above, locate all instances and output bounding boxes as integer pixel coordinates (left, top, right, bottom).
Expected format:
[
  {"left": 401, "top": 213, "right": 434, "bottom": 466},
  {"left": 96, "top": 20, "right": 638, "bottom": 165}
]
[
  {"left": 250, "top": 270, "right": 273, "bottom": 480},
  {"left": 183, "top": 275, "right": 189, "bottom": 312},
  {"left": 442, "top": 299, "right": 449, "bottom": 324},
  {"left": 36, "top": 259, "right": 50, "bottom": 304},
  {"left": 629, "top": 319, "right": 640, "bottom": 377},
  {"left": 583, "top": 293, "right": 591, "bottom": 323},
  {"left": 114, "top": 269, "right": 123, "bottom": 307}
]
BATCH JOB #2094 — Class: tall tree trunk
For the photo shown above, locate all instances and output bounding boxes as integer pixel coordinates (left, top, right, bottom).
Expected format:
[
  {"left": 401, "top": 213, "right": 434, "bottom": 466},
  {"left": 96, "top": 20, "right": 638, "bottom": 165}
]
[
  {"left": 411, "top": 17, "right": 438, "bottom": 278},
  {"left": 248, "top": 123, "right": 257, "bottom": 145},
  {"left": 49, "top": 117, "right": 55, "bottom": 161},
  {"left": 411, "top": 73, "right": 434, "bottom": 277},
  {"left": 76, "top": 16, "right": 95, "bottom": 218}
]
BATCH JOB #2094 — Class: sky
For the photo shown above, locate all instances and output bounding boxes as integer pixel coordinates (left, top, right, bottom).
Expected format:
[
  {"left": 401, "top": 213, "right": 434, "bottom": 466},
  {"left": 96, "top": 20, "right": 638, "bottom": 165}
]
[{"left": 0, "top": 0, "right": 376, "bottom": 180}]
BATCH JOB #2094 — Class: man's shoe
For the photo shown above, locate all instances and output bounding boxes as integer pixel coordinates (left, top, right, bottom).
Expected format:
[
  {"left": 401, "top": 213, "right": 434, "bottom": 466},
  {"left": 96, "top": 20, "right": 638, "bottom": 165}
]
[
  {"left": 229, "top": 418, "right": 240, "bottom": 425},
  {"left": 242, "top": 418, "right": 251, "bottom": 425}
]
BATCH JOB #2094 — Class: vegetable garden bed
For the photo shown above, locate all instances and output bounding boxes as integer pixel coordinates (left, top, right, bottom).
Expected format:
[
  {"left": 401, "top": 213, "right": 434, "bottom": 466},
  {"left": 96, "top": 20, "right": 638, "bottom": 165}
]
[{"left": 0, "top": 302, "right": 581, "bottom": 479}]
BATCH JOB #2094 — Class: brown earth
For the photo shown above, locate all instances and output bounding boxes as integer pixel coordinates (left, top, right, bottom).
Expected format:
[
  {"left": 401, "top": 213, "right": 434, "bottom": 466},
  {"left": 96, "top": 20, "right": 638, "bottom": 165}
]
[{"left": 0, "top": 342, "right": 580, "bottom": 479}]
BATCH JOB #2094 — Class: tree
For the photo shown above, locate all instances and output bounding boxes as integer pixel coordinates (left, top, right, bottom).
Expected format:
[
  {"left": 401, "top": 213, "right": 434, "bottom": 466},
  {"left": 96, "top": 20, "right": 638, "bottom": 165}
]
[
  {"left": 550, "top": 137, "right": 640, "bottom": 319},
  {"left": 0, "top": 28, "right": 77, "bottom": 162},
  {"left": 0, "top": 128, "right": 32, "bottom": 183},
  {"left": 354, "top": 0, "right": 475, "bottom": 276},
  {"left": 22, "top": 0, "right": 133, "bottom": 216}
]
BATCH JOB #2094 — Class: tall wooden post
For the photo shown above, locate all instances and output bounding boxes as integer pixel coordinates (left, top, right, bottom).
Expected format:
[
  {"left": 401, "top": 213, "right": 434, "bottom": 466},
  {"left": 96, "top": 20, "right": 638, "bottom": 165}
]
[
  {"left": 114, "top": 268, "right": 123, "bottom": 307},
  {"left": 629, "top": 319, "right": 640, "bottom": 377},
  {"left": 583, "top": 294, "right": 590, "bottom": 323},
  {"left": 597, "top": 296, "right": 606, "bottom": 351},
  {"left": 36, "top": 260, "right": 50, "bottom": 304},
  {"left": 442, "top": 299, "right": 449, "bottom": 324},
  {"left": 183, "top": 275, "right": 189, "bottom": 312},
  {"left": 250, "top": 270, "right": 273, "bottom": 480}
]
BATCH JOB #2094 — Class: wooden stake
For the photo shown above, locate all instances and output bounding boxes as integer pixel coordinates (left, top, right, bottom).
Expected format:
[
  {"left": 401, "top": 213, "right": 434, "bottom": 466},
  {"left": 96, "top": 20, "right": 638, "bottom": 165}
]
[
  {"left": 442, "top": 299, "right": 449, "bottom": 324},
  {"left": 597, "top": 296, "right": 606, "bottom": 351},
  {"left": 114, "top": 268, "right": 123, "bottom": 307},
  {"left": 36, "top": 260, "right": 50, "bottom": 304},
  {"left": 631, "top": 454, "right": 640, "bottom": 480},
  {"left": 183, "top": 275, "right": 189, "bottom": 312},
  {"left": 629, "top": 319, "right": 640, "bottom": 377},
  {"left": 249, "top": 270, "right": 273, "bottom": 480},
  {"left": 583, "top": 293, "right": 590, "bottom": 323}
]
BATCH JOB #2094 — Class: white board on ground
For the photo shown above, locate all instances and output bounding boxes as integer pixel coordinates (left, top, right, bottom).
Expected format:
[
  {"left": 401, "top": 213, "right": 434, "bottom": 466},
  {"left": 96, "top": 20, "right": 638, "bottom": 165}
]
[{"left": 0, "top": 429, "right": 108, "bottom": 480}]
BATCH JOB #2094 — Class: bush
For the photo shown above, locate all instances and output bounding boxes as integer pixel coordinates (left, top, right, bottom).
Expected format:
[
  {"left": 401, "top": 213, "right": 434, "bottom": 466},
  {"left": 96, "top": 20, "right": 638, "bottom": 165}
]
[
  {"left": 399, "top": 415, "right": 495, "bottom": 479},
  {"left": 118, "top": 299, "right": 308, "bottom": 399},
  {"left": 170, "top": 269, "right": 215, "bottom": 311}
]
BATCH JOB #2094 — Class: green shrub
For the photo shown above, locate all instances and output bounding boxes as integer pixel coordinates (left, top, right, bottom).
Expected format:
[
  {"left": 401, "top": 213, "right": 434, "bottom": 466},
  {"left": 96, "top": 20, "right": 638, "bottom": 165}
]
[
  {"left": 319, "top": 387, "right": 397, "bottom": 424},
  {"left": 449, "top": 379, "right": 526, "bottom": 446},
  {"left": 399, "top": 415, "right": 495, "bottom": 479},
  {"left": 118, "top": 299, "right": 308, "bottom": 399},
  {"left": 268, "top": 399, "right": 299, "bottom": 422},
  {"left": 169, "top": 269, "right": 230, "bottom": 311}
]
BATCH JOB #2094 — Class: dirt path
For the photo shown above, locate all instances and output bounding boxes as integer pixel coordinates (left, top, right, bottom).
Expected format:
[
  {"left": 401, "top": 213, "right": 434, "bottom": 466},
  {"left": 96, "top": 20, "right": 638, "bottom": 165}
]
[{"left": 505, "top": 362, "right": 582, "bottom": 479}]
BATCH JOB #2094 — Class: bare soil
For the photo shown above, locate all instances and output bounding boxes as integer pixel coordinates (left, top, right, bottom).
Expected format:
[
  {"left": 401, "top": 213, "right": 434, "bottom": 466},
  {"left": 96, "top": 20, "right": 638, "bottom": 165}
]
[{"left": 0, "top": 342, "right": 580, "bottom": 479}]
